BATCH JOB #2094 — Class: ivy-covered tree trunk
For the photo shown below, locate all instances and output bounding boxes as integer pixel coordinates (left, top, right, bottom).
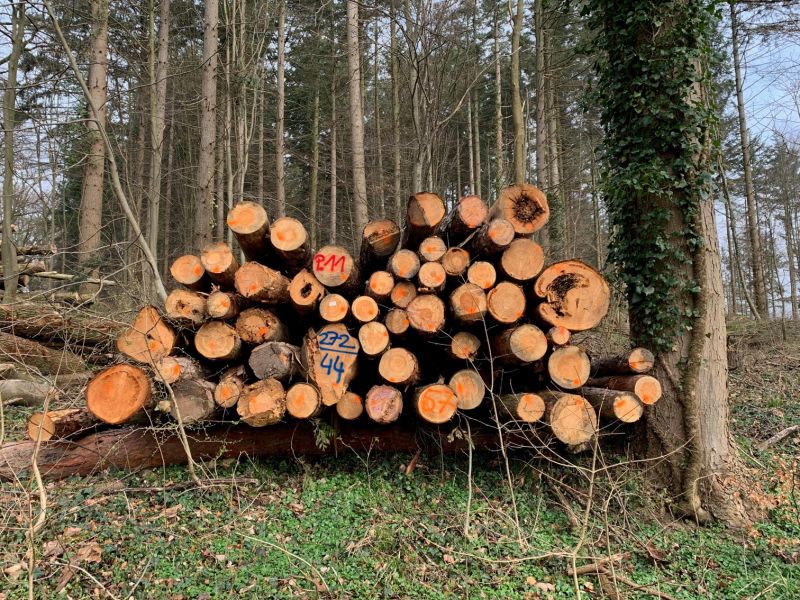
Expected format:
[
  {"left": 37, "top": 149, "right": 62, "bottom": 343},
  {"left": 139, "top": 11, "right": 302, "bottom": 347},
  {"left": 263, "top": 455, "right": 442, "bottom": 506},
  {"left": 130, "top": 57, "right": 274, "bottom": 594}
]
[{"left": 587, "top": 0, "right": 749, "bottom": 526}]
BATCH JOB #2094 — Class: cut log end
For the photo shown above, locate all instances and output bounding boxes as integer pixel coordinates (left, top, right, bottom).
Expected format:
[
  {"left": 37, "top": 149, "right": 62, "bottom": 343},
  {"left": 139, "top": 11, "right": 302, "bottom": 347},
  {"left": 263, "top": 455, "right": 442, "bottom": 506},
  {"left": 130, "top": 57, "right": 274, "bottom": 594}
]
[
  {"left": 27, "top": 408, "right": 97, "bottom": 441},
  {"left": 319, "top": 294, "right": 350, "bottom": 323},
  {"left": 585, "top": 374, "right": 662, "bottom": 405},
  {"left": 467, "top": 261, "right": 497, "bottom": 290},
  {"left": 471, "top": 218, "right": 515, "bottom": 255},
  {"left": 312, "top": 245, "right": 358, "bottom": 288},
  {"left": 227, "top": 201, "right": 270, "bottom": 260},
  {"left": 165, "top": 289, "right": 207, "bottom": 325},
  {"left": 406, "top": 192, "right": 446, "bottom": 242},
  {"left": 366, "top": 270, "right": 395, "bottom": 301},
  {"left": 288, "top": 269, "right": 326, "bottom": 314},
  {"left": 390, "top": 281, "right": 417, "bottom": 308},
  {"left": 450, "top": 331, "right": 481, "bottom": 360},
  {"left": 206, "top": 291, "right": 242, "bottom": 320},
  {"left": 248, "top": 342, "right": 302, "bottom": 381},
  {"left": 493, "top": 324, "right": 547, "bottom": 364},
  {"left": 200, "top": 242, "right": 240, "bottom": 287},
  {"left": 418, "top": 236, "right": 447, "bottom": 262},
  {"left": 417, "top": 261, "right": 447, "bottom": 293},
  {"left": 449, "top": 283, "right": 488, "bottom": 324},
  {"left": 365, "top": 385, "right": 403, "bottom": 424},
  {"left": 359, "top": 321, "right": 391, "bottom": 357},
  {"left": 236, "top": 307, "right": 288, "bottom": 345},
  {"left": 441, "top": 248, "right": 470, "bottom": 277},
  {"left": 286, "top": 383, "right": 322, "bottom": 419},
  {"left": 351, "top": 295, "right": 380, "bottom": 323},
  {"left": 270, "top": 217, "right": 311, "bottom": 270},
  {"left": 385, "top": 308, "right": 410, "bottom": 337},
  {"left": 237, "top": 379, "right": 286, "bottom": 427},
  {"left": 500, "top": 238, "right": 544, "bottom": 282},
  {"left": 449, "top": 369, "right": 484, "bottom": 410},
  {"left": 336, "top": 391, "right": 364, "bottom": 420},
  {"left": 582, "top": 387, "right": 643, "bottom": 423},
  {"left": 498, "top": 393, "right": 545, "bottom": 423},
  {"left": 305, "top": 323, "right": 360, "bottom": 406},
  {"left": 489, "top": 183, "right": 549, "bottom": 235},
  {"left": 86, "top": 364, "right": 152, "bottom": 425},
  {"left": 116, "top": 306, "right": 177, "bottom": 364},
  {"left": 170, "top": 255, "right": 210, "bottom": 291},
  {"left": 543, "top": 391, "right": 598, "bottom": 446},
  {"left": 214, "top": 375, "right": 244, "bottom": 409},
  {"left": 548, "top": 346, "right": 591, "bottom": 390},
  {"left": 486, "top": 282, "right": 526, "bottom": 324},
  {"left": 533, "top": 260, "right": 610, "bottom": 332},
  {"left": 546, "top": 326, "right": 571, "bottom": 347},
  {"left": 195, "top": 321, "right": 242, "bottom": 361},
  {"left": 406, "top": 294, "right": 446, "bottom": 334},
  {"left": 234, "top": 262, "right": 291, "bottom": 304},
  {"left": 415, "top": 384, "right": 458, "bottom": 424},
  {"left": 629, "top": 348, "right": 656, "bottom": 373},
  {"left": 388, "top": 249, "right": 421, "bottom": 280},
  {"left": 379, "top": 347, "right": 419, "bottom": 386},
  {"left": 361, "top": 219, "right": 402, "bottom": 272}
]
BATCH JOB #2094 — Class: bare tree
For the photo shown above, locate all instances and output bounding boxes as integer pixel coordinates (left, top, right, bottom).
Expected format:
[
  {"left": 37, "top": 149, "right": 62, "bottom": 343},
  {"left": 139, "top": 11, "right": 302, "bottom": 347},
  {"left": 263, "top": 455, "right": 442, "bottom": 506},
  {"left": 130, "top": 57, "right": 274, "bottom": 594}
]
[
  {"left": 276, "top": 0, "right": 286, "bottom": 216},
  {"left": 510, "top": 0, "right": 525, "bottom": 184},
  {"left": 731, "top": 4, "right": 767, "bottom": 315}
]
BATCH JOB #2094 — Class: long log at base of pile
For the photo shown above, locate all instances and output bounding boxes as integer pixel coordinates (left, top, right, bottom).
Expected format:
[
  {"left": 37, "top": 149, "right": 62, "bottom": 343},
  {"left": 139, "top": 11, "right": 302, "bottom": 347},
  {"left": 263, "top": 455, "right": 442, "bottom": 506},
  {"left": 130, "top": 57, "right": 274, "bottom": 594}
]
[
  {"left": 0, "top": 423, "right": 507, "bottom": 481},
  {"left": 27, "top": 408, "right": 99, "bottom": 441}
]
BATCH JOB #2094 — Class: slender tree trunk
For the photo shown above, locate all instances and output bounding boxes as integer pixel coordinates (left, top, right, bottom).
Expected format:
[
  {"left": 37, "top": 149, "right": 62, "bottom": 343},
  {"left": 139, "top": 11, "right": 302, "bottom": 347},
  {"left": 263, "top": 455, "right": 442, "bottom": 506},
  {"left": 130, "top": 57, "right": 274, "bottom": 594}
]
[
  {"left": 467, "top": 98, "right": 475, "bottom": 194},
  {"left": 2, "top": 1, "right": 24, "bottom": 303},
  {"left": 510, "top": 0, "right": 525, "bottom": 184},
  {"left": 493, "top": 12, "right": 504, "bottom": 196},
  {"left": 330, "top": 11, "right": 338, "bottom": 245},
  {"left": 731, "top": 5, "right": 767, "bottom": 316},
  {"left": 147, "top": 0, "right": 170, "bottom": 278},
  {"left": 545, "top": 19, "right": 564, "bottom": 259},
  {"left": 310, "top": 84, "right": 320, "bottom": 249},
  {"left": 472, "top": 90, "right": 482, "bottom": 198},
  {"left": 534, "top": 0, "right": 548, "bottom": 201},
  {"left": 390, "top": 0, "right": 402, "bottom": 221},
  {"left": 717, "top": 156, "right": 760, "bottom": 319},
  {"left": 257, "top": 91, "right": 264, "bottom": 204},
  {"left": 216, "top": 109, "right": 225, "bottom": 240},
  {"left": 275, "top": 0, "right": 286, "bottom": 216},
  {"left": 347, "top": 0, "right": 369, "bottom": 243},
  {"left": 723, "top": 192, "right": 738, "bottom": 314},
  {"left": 161, "top": 116, "right": 174, "bottom": 274},
  {"left": 373, "top": 17, "right": 385, "bottom": 215},
  {"left": 78, "top": 0, "right": 109, "bottom": 288},
  {"left": 456, "top": 131, "right": 462, "bottom": 197},
  {"left": 195, "top": 0, "right": 218, "bottom": 249}
]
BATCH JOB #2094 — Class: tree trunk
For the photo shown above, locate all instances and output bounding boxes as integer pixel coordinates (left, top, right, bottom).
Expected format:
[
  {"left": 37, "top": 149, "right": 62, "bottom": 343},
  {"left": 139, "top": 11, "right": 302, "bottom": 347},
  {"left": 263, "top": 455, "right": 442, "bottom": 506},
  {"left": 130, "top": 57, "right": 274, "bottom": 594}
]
[
  {"left": 510, "top": 0, "right": 525, "bottom": 184},
  {"left": 275, "top": 0, "right": 286, "bottom": 216},
  {"left": 390, "top": 0, "right": 402, "bottom": 221},
  {"left": 310, "top": 83, "right": 320, "bottom": 248},
  {"left": 0, "top": 332, "right": 87, "bottom": 375},
  {"left": 195, "top": 0, "right": 218, "bottom": 249},
  {"left": 77, "top": 0, "right": 109, "bottom": 292},
  {"left": 330, "top": 12, "right": 338, "bottom": 245},
  {"left": 730, "top": 5, "right": 767, "bottom": 316},
  {"left": 472, "top": 90, "right": 482, "bottom": 198},
  {"left": 493, "top": 12, "right": 504, "bottom": 195},
  {"left": 2, "top": 2, "right": 24, "bottom": 303},
  {"left": 146, "top": 0, "right": 171, "bottom": 290},
  {"left": 347, "top": 0, "right": 370, "bottom": 245},
  {"left": 593, "top": 0, "right": 751, "bottom": 525}
]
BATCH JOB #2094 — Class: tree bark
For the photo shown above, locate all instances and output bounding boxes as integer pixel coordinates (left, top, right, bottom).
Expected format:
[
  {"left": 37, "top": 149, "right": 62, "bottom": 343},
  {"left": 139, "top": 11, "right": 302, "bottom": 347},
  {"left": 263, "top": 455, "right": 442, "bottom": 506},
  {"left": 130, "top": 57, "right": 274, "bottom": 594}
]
[
  {"left": 347, "top": 0, "right": 370, "bottom": 246},
  {"left": 275, "top": 0, "right": 286, "bottom": 216},
  {"left": 510, "top": 0, "right": 525, "bottom": 184},
  {"left": 2, "top": 1, "right": 24, "bottom": 303},
  {"left": 195, "top": 0, "right": 218, "bottom": 249},
  {"left": 146, "top": 0, "right": 171, "bottom": 287},
  {"left": 77, "top": 0, "right": 109, "bottom": 292}
]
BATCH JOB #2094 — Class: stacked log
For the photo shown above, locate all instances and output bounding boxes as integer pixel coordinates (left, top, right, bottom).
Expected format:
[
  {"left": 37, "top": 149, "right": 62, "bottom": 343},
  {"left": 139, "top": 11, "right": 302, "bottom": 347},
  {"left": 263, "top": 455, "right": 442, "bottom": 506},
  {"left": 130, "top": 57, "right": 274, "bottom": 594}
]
[{"left": 4, "top": 183, "right": 665, "bottom": 477}]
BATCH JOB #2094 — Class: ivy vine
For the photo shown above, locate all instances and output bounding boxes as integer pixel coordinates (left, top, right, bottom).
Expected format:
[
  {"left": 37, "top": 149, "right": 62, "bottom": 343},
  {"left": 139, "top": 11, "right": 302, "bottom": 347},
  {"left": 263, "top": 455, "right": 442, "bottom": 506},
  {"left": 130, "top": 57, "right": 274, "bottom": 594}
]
[{"left": 582, "top": 0, "right": 719, "bottom": 351}]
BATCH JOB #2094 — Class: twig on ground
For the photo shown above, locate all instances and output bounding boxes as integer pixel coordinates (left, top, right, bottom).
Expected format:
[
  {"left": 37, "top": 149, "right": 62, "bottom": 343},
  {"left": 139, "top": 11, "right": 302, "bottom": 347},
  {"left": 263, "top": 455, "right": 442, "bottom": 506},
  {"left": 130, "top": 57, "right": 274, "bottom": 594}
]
[{"left": 756, "top": 425, "right": 800, "bottom": 451}]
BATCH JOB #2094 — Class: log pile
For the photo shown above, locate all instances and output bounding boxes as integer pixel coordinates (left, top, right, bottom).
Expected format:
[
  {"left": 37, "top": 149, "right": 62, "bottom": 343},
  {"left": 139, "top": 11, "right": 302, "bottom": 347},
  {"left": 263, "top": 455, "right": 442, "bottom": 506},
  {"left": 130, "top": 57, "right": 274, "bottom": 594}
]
[{"left": 6, "top": 185, "right": 664, "bottom": 478}]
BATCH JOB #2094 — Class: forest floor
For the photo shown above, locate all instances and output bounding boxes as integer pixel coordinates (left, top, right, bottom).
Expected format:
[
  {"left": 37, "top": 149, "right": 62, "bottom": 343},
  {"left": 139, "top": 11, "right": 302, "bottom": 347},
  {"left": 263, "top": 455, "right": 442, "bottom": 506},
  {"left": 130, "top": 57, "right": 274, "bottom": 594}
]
[{"left": 1, "top": 324, "right": 799, "bottom": 599}]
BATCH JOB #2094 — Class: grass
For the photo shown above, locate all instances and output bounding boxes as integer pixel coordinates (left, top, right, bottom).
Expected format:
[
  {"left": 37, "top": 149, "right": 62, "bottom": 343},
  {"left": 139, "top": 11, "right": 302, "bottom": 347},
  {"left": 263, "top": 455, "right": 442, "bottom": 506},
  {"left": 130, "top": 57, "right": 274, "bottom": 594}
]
[{"left": 1, "top": 335, "right": 799, "bottom": 598}]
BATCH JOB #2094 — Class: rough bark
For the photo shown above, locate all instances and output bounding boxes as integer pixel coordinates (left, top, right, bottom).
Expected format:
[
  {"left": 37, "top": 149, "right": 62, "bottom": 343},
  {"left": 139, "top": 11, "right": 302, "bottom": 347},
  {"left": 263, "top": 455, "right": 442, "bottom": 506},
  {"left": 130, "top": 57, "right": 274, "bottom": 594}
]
[
  {"left": 195, "top": 0, "right": 218, "bottom": 248},
  {"left": 346, "top": 0, "right": 370, "bottom": 245}
]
